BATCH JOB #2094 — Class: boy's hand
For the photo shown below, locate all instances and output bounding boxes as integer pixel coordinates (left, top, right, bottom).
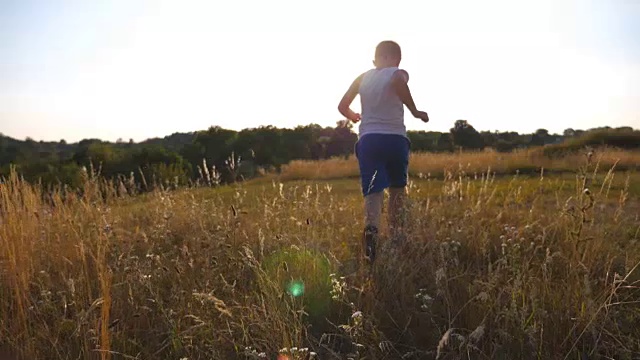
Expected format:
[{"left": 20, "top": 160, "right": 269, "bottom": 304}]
[
  {"left": 350, "top": 113, "right": 361, "bottom": 123},
  {"left": 412, "top": 110, "right": 429, "bottom": 123}
]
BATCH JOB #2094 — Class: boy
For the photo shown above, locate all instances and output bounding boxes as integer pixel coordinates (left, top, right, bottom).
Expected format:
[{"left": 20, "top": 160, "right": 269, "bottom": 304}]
[{"left": 337, "top": 40, "right": 429, "bottom": 263}]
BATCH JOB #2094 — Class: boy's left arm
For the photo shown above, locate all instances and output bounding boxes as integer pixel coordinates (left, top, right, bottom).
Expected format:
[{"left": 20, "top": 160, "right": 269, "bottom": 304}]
[{"left": 338, "top": 74, "right": 364, "bottom": 123}]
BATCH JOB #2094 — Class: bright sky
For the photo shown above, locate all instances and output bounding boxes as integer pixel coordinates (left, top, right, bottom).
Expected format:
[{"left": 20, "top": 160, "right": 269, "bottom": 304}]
[{"left": 1, "top": 0, "right": 639, "bottom": 142}]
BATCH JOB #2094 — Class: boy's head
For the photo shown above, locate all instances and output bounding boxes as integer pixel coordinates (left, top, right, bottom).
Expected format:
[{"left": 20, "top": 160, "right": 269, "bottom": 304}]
[{"left": 374, "top": 41, "right": 402, "bottom": 68}]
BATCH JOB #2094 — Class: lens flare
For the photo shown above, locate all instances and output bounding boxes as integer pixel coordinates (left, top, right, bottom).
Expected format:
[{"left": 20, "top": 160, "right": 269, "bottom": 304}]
[{"left": 287, "top": 280, "right": 305, "bottom": 297}]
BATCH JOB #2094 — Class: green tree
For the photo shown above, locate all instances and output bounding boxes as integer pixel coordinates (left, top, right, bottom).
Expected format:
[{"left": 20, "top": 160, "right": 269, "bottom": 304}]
[
  {"left": 530, "top": 128, "right": 550, "bottom": 146},
  {"left": 450, "top": 120, "right": 484, "bottom": 150}
]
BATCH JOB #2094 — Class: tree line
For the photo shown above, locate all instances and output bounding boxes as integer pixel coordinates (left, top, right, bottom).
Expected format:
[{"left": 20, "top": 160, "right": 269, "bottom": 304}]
[{"left": 0, "top": 120, "right": 637, "bottom": 188}]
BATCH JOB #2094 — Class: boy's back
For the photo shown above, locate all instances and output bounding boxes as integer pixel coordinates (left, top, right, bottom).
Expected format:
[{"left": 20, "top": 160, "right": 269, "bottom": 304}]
[{"left": 358, "top": 67, "right": 406, "bottom": 138}]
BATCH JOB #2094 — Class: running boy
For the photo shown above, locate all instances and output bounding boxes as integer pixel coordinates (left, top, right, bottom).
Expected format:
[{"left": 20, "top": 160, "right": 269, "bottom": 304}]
[{"left": 337, "top": 40, "right": 429, "bottom": 262}]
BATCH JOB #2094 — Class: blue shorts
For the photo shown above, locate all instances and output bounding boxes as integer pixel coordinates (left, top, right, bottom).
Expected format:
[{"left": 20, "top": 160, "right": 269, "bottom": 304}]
[{"left": 355, "top": 134, "right": 410, "bottom": 196}]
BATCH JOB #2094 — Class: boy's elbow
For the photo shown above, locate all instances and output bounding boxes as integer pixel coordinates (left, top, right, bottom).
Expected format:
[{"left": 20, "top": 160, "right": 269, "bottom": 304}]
[{"left": 337, "top": 103, "right": 347, "bottom": 115}]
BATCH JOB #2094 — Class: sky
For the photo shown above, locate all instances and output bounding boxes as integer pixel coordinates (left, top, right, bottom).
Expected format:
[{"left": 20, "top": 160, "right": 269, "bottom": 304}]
[{"left": 1, "top": 0, "right": 639, "bottom": 142}]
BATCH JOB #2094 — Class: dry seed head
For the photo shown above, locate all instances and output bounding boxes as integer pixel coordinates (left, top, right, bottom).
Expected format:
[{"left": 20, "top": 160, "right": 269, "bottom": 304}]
[
  {"left": 436, "top": 329, "right": 452, "bottom": 359},
  {"left": 469, "top": 324, "right": 485, "bottom": 343},
  {"left": 476, "top": 292, "right": 489, "bottom": 302}
]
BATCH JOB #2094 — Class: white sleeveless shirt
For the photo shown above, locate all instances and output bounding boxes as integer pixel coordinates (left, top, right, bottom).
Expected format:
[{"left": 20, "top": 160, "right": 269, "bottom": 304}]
[{"left": 358, "top": 67, "right": 407, "bottom": 138}]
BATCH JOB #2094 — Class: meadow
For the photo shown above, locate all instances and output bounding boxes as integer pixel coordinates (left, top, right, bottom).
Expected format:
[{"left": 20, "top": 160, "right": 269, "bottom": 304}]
[
  {"left": 1, "top": 149, "right": 639, "bottom": 360},
  {"left": 278, "top": 148, "right": 640, "bottom": 181}
]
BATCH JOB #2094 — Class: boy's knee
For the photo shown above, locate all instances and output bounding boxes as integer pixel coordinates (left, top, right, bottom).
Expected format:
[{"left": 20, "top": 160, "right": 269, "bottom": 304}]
[{"left": 363, "top": 188, "right": 385, "bottom": 197}]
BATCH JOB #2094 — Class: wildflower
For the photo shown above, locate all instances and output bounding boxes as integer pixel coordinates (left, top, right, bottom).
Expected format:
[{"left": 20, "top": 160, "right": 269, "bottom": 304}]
[{"left": 419, "top": 292, "right": 434, "bottom": 311}]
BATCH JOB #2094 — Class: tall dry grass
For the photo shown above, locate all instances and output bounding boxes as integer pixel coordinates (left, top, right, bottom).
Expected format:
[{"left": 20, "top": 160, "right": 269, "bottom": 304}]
[
  {"left": 0, "top": 158, "right": 639, "bottom": 359},
  {"left": 279, "top": 147, "right": 640, "bottom": 181}
]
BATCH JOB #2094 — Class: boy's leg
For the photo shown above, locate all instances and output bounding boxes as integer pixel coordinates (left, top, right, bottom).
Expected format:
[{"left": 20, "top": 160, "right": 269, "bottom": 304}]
[
  {"left": 385, "top": 136, "right": 410, "bottom": 244},
  {"left": 356, "top": 134, "right": 388, "bottom": 262},
  {"left": 364, "top": 191, "right": 384, "bottom": 230},
  {"left": 363, "top": 191, "right": 383, "bottom": 261},
  {"left": 388, "top": 187, "right": 406, "bottom": 242}
]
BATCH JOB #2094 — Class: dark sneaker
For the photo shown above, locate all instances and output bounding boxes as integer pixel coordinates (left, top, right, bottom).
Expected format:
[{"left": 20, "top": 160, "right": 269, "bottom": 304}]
[{"left": 363, "top": 225, "right": 378, "bottom": 263}]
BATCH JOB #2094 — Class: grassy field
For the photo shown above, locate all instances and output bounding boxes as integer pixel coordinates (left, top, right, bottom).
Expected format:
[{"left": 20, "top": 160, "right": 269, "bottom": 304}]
[
  {"left": 279, "top": 148, "right": 640, "bottom": 181},
  {"left": 1, "top": 153, "right": 640, "bottom": 359}
]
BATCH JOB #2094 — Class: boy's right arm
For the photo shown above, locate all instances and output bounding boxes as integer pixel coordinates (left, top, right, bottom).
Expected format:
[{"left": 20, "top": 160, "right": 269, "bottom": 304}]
[
  {"left": 338, "top": 74, "right": 365, "bottom": 123},
  {"left": 392, "top": 70, "right": 429, "bottom": 123}
]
